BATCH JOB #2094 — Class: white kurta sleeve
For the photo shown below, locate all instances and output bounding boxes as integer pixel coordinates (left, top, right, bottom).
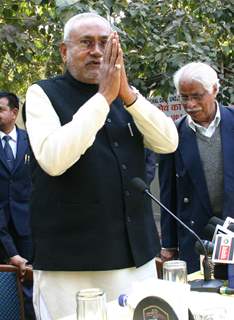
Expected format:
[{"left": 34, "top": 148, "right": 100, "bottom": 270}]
[
  {"left": 126, "top": 93, "right": 178, "bottom": 153},
  {"left": 26, "top": 84, "right": 109, "bottom": 176}
]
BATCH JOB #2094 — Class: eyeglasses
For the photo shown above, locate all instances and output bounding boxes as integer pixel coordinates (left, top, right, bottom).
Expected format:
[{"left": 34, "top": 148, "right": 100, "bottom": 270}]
[
  {"left": 0, "top": 105, "right": 9, "bottom": 110},
  {"left": 179, "top": 92, "right": 208, "bottom": 103},
  {"left": 65, "top": 38, "right": 108, "bottom": 51}
]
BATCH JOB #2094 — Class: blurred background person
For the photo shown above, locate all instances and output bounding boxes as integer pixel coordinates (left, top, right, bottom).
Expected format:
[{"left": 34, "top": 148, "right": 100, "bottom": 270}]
[
  {"left": 159, "top": 62, "right": 234, "bottom": 273},
  {"left": 0, "top": 91, "right": 34, "bottom": 319}
]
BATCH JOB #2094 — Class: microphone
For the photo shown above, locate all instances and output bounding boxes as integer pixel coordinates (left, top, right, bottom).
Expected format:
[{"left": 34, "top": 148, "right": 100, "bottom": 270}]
[
  {"left": 131, "top": 177, "right": 224, "bottom": 292},
  {"left": 194, "top": 238, "right": 230, "bottom": 280},
  {"left": 205, "top": 217, "right": 234, "bottom": 234},
  {"left": 209, "top": 216, "right": 224, "bottom": 226},
  {"left": 194, "top": 240, "right": 214, "bottom": 256},
  {"left": 199, "top": 285, "right": 234, "bottom": 294},
  {"left": 203, "top": 217, "right": 234, "bottom": 281},
  {"left": 203, "top": 224, "right": 216, "bottom": 241}
]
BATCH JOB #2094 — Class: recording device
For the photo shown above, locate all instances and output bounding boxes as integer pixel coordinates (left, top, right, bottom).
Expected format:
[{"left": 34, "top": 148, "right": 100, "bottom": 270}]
[
  {"left": 131, "top": 177, "right": 224, "bottom": 292},
  {"left": 204, "top": 217, "right": 234, "bottom": 241},
  {"left": 202, "top": 217, "right": 234, "bottom": 280},
  {"left": 211, "top": 232, "right": 234, "bottom": 289},
  {"left": 209, "top": 216, "right": 234, "bottom": 230},
  {"left": 194, "top": 239, "right": 230, "bottom": 280},
  {"left": 194, "top": 236, "right": 234, "bottom": 258},
  {"left": 203, "top": 224, "right": 216, "bottom": 241}
]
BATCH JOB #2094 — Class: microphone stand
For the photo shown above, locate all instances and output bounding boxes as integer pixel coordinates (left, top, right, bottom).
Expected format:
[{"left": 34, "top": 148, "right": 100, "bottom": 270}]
[{"left": 132, "top": 177, "right": 224, "bottom": 292}]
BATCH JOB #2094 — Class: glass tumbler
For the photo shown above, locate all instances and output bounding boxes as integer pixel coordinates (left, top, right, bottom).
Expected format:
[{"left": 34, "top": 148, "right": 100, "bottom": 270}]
[
  {"left": 76, "top": 288, "right": 107, "bottom": 320},
  {"left": 163, "top": 260, "right": 187, "bottom": 284}
]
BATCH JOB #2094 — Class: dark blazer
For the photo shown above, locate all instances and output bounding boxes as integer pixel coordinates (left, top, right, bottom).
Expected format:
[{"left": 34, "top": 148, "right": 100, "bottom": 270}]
[
  {"left": 0, "top": 127, "right": 32, "bottom": 260},
  {"left": 159, "top": 106, "right": 234, "bottom": 273},
  {"left": 145, "top": 148, "right": 157, "bottom": 185}
]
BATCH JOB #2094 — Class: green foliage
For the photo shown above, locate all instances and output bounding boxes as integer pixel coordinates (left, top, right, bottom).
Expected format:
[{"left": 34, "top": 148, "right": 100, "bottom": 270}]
[
  {"left": 0, "top": 0, "right": 233, "bottom": 104},
  {"left": 0, "top": 0, "right": 62, "bottom": 96},
  {"left": 114, "top": 0, "right": 233, "bottom": 104}
]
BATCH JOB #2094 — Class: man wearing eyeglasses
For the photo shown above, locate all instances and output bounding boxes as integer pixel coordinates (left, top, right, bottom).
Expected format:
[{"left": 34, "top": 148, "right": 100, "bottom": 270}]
[
  {"left": 25, "top": 13, "right": 178, "bottom": 319},
  {"left": 159, "top": 62, "right": 234, "bottom": 273}
]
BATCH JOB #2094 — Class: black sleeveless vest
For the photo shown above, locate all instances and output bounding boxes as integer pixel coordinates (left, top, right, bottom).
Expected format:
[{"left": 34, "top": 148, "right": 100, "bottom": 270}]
[{"left": 31, "top": 71, "right": 160, "bottom": 270}]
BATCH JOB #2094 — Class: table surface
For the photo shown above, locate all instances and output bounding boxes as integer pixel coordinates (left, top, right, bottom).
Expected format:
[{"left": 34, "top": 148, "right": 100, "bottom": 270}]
[
  {"left": 60, "top": 291, "right": 234, "bottom": 320},
  {"left": 59, "top": 274, "right": 234, "bottom": 320}
]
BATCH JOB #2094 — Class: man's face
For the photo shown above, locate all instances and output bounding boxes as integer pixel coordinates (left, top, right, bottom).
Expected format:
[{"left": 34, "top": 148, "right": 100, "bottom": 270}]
[
  {"left": 179, "top": 80, "right": 217, "bottom": 126},
  {"left": 60, "top": 18, "right": 111, "bottom": 84},
  {"left": 0, "top": 97, "right": 18, "bottom": 133}
]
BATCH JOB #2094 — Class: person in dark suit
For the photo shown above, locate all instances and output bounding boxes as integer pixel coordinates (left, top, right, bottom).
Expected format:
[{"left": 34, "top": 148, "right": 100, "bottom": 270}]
[
  {"left": 159, "top": 62, "right": 234, "bottom": 273},
  {"left": 0, "top": 91, "right": 35, "bottom": 319}
]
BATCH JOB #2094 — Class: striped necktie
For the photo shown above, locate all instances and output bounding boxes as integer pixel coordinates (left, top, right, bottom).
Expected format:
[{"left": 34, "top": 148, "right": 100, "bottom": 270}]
[{"left": 3, "top": 135, "right": 15, "bottom": 170}]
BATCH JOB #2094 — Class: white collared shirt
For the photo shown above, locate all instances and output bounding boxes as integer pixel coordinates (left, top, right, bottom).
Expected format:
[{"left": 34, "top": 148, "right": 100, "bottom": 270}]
[
  {"left": 0, "top": 126, "right": 17, "bottom": 158},
  {"left": 187, "top": 102, "right": 221, "bottom": 138},
  {"left": 26, "top": 84, "right": 178, "bottom": 176}
]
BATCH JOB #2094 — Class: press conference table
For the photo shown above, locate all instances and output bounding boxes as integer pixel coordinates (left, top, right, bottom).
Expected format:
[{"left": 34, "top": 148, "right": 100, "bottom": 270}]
[{"left": 59, "top": 286, "right": 234, "bottom": 320}]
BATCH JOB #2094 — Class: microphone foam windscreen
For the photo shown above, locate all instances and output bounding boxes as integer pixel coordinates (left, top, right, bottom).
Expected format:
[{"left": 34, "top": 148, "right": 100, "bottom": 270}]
[
  {"left": 203, "top": 224, "right": 216, "bottom": 241},
  {"left": 208, "top": 216, "right": 224, "bottom": 227},
  {"left": 227, "top": 223, "right": 234, "bottom": 233},
  {"left": 131, "top": 177, "right": 147, "bottom": 193}
]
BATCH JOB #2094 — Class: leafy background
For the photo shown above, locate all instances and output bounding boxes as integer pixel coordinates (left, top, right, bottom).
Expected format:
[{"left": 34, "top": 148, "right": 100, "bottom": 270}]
[{"left": 0, "top": 0, "right": 233, "bottom": 109}]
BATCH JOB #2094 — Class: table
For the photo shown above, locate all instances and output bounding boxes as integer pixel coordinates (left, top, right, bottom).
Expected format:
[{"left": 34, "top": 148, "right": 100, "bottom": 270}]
[{"left": 59, "top": 277, "right": 234, "bottom": 320}]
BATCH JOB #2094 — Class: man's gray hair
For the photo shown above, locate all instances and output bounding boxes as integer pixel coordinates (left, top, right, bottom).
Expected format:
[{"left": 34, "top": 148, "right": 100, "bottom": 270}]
[
  {"left": 174, "top": 62, "right": 220, "bottom": 94},
  {"left": 63, "top": 12, "right": 112, "bottom": 41}
]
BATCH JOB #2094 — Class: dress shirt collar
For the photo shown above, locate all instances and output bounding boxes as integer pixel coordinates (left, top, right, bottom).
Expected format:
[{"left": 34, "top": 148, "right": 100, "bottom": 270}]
[
  {"left": 0, "top": 126, "right": 17, "bottom": 142},
  {"left": 187, "top": 101, "right": 221, "bottom": 138}
]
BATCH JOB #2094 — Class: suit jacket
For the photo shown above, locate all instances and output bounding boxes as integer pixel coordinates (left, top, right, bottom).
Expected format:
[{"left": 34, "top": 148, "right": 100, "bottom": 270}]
[
  {"left": 0, "top": 127, "right": 32, "bottom": 260},
  {"left": 145, "top": 148, "right": 157, "bottom": 185},
  {"left": 159, "top": 106, "right": 234, "bottom": 273}
]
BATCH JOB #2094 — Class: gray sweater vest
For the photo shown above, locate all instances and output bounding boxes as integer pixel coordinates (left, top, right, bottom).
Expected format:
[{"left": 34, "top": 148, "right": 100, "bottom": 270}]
[{"left": 196, "top": 126, "right": 223, "bottom": 216}]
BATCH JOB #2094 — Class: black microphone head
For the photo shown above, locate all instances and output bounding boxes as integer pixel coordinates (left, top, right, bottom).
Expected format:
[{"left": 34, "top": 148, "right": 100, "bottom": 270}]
[
  {"left": 227, "top": 223, "right": 234, "bottom": 233},
  {"left": 208, "top": 216, "right": 224, "bottom": 227},
  {"left": 194, "top": 240, "right": 214, "bottom": 256},
  {"left": 203, "top": 224, "right": 216, "bottom": 241},
  {"left": 131, "top": 177, "right": 148, "bottom": 193},
  {"left": 206, "top": 216, "right": 234, "bottom": 233}
]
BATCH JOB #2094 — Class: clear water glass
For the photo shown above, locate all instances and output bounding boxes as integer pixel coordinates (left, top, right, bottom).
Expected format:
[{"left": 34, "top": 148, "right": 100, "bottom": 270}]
[
  {"left": 163, "top": 260, "right": 187, "bottom": 284},
  {"left": 76, "top": 288, "right": 107, "bottom": 320}
]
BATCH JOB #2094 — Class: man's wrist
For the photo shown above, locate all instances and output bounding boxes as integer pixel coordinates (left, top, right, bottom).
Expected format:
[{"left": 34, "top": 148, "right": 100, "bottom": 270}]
[
  {"left": 125, "top": 95, "right": 138, "bottom": 108},
  {"left": 122, "top": 90, "right": 138, "bottom": 108},
  {"left": 160, "top": 248, "right": 178, "bottom": 260}
]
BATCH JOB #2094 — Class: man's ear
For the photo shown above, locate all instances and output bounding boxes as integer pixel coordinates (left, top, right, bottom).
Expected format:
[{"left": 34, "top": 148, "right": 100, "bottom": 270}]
[
  {"left": 60, "top": 42, "right": 67, "bottom": 64},
  {"left": 213, "top": 84, "right": 218, "bottom": 97},
  {"left": 12, "top": 107, "right": 19, "bottom": 120}
]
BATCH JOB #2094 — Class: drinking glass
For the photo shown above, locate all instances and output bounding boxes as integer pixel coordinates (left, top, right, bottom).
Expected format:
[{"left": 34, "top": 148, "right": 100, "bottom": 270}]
[
  {"left": 163, "top": 260, "right": 187, "bottom": 284},
  {"left": 76, "top": 288, "right": 107, "bottom": 320}
]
